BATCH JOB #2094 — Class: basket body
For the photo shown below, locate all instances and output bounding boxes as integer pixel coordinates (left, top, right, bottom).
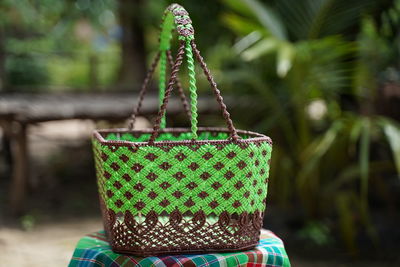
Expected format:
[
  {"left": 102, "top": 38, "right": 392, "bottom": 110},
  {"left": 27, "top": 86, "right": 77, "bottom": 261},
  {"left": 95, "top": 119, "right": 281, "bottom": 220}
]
[{"left": 93, "top": 128, "right": 272, "bottom": 256}]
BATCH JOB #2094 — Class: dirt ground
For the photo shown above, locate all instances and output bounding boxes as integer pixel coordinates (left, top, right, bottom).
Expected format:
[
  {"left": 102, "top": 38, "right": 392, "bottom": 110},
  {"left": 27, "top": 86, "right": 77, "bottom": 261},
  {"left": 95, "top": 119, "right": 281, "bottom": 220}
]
[{"left": 0, "top": 218, "right": 102, "bottom": 267}]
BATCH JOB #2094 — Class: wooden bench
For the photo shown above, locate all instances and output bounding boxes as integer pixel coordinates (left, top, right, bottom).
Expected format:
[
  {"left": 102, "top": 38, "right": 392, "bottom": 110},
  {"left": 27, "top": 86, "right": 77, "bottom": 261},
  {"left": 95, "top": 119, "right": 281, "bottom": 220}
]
[{"left": 0, "top": 92, "right": 225, "bottom": 215}]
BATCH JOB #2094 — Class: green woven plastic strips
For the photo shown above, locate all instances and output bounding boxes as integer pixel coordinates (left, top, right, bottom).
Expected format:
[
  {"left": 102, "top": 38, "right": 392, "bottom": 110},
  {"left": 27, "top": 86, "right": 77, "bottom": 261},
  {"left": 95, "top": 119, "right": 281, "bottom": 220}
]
[
  {"left": 93, "top": 133, "right": 272, "bottom": 216},
  {"left": 158, "top": 5, "right": 198, "bottom": 138}
]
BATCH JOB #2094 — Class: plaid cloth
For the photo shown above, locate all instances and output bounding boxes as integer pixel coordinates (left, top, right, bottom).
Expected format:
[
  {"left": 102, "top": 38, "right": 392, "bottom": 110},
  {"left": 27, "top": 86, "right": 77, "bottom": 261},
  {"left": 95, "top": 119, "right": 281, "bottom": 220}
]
[{"left": 69, "top": 230, "right": 290, "bottom": 267}]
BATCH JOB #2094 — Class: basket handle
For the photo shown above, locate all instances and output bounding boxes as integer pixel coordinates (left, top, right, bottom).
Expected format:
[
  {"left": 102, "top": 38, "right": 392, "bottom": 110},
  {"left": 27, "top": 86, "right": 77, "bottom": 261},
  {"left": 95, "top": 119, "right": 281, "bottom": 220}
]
[
  {"left": 127, "top": 49, "right": 191, "bottom": 130},
  {"left": 147, "top": 4, "right": 239, "bottom": 144}
]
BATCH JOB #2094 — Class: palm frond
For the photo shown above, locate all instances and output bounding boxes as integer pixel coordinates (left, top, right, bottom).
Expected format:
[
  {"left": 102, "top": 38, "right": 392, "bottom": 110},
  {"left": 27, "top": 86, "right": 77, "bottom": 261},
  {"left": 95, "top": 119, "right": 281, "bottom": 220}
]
[
  {"left": 379, "top": 117, "right": 400, "bottom": 177},
  {"left": 275, "top": 0, "right": 376, "bottom": 40},
  {"left": 221, "top": 12, "right": 265, "bottom": 36},
  {"left": 241, "top": 0, "right": 287, "bottom": 40}
]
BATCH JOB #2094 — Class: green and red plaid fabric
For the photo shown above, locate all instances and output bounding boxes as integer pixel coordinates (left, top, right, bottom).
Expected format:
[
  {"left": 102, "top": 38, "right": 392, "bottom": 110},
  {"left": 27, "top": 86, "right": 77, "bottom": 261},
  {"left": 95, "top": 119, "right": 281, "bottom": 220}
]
[{"left": 69, "top": 230, "right": 290, "bottom": 267}]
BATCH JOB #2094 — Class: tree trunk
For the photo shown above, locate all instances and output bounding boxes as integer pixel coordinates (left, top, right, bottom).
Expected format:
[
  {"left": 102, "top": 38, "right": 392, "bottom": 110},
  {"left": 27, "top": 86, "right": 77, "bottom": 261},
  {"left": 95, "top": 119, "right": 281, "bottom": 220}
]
[
  {"left": 0, "top": 29, "right": 6, "bottom": 92},
  {"left": 117, "top": 0, "right": 146, "bottom": 91}
]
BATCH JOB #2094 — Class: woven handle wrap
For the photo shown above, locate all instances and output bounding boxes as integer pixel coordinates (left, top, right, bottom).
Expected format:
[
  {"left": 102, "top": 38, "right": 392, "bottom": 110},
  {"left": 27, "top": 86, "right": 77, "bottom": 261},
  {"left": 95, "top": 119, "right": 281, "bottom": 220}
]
[{"left": 149, "top": 4, "right": 239, "bottom": 144}]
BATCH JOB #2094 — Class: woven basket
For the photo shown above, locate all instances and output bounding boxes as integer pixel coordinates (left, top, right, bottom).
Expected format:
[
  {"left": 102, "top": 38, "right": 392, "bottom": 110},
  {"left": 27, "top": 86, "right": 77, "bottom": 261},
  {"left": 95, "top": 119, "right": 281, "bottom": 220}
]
[{"left": 92, "top": 3, "right": 272, "bottom": 256}]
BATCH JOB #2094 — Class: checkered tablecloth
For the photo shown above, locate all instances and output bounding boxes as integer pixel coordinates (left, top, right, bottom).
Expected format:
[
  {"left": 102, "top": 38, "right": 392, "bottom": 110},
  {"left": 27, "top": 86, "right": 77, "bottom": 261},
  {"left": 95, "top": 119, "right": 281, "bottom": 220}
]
[{"left": 68, "top": 230, "right": 290, "bottom": 267}]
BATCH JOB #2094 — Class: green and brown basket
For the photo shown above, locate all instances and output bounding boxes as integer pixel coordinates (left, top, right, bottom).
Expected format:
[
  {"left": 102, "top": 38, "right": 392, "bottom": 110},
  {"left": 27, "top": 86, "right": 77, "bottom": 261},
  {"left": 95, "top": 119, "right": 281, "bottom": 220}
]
[{"left": 92, "top": 3, "right": 272, "bottom": 256}]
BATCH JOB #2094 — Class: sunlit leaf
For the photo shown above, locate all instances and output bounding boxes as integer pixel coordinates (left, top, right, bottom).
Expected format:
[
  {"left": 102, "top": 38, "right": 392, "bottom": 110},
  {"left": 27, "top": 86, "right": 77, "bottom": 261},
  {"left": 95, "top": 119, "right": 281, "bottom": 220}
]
[
  {"left": 380, "top": 118, "right": 400, "bottom": 177},
  {"left": 241, "top": 38, "right": 279, "bottom": 61},
  {"left": 234, "top": 31, "right": 263, "bottom": 53},
  {"left": 303, "top": 120, "right": 343, "bottom": 160},
  {"left": 277, "top": 43, "right": 295, "bottom": 77},
  {"left": 241, "top": 0, "right": 287, "bottom": 40}
]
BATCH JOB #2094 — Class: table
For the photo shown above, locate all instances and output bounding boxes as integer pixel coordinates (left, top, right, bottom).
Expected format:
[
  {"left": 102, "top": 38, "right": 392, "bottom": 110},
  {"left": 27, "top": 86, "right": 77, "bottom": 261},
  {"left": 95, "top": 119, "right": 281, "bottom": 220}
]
[{"left": 69, "top": 230, "right": 290, "bottom": 267}]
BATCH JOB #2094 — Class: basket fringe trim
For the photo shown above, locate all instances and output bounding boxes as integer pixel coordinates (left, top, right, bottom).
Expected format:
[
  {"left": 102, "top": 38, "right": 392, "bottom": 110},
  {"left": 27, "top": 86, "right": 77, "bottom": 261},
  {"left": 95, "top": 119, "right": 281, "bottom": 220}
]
[{"left": 102, "top": 205, "right": 264, "bottom": 256}]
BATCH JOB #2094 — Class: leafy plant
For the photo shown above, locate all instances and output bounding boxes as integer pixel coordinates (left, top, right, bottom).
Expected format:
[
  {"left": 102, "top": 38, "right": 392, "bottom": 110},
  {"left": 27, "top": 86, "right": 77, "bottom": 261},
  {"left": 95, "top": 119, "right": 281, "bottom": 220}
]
[{"left": 220, "top": 0, "right": 400, "bottom": 253}]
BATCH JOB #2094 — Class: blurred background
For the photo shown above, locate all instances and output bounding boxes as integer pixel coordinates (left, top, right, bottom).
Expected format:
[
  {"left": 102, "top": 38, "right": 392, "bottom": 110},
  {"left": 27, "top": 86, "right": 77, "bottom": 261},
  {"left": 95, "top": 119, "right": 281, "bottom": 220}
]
[{"left": 0, "top": 0, "right": 399, "bottom": 266}]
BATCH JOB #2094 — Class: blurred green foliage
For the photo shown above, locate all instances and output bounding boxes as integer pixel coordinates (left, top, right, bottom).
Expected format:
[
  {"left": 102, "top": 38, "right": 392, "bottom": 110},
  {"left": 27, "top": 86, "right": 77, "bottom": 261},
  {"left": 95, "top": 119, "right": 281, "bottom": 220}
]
[
  {"left": 0, "top": 0, "right": 119, "bottom": 90},
  {"left": 298, "top": 221, "right": 334, "bottom": 246},
  {"left": 6, "top": 53, "right": 48, "bottom": 88},
  {"left": 1, "top": 0, "right": 399, "bottom": 255},
  {"left": 20, "top": 214, "right": 36, "bottom": 231},
  {"left": 219, "top": 0, "right": 400, "bottom": 253}
]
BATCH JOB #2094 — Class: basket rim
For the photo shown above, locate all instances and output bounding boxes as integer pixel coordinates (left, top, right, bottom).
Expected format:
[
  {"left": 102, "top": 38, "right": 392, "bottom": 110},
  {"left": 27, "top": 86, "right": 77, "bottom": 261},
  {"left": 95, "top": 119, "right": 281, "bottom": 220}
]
[{"left": 93, "top": 127, "right": 272, "bottom": 147}]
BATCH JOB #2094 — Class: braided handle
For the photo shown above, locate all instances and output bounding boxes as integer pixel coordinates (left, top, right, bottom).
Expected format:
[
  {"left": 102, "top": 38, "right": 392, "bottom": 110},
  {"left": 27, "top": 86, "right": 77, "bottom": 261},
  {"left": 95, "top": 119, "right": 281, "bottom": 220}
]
[
  {"left": 158, "top": 4, "right": 198, "bottom": 138},
  {"left": 148, "top": 4, "right": 240, "bottom": 144},
  {"left": 127, "top": 51, "right": 191, "bottom": 130},
  {"left": 127, "top": 4, "right": 196, "bottom": 132}
]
